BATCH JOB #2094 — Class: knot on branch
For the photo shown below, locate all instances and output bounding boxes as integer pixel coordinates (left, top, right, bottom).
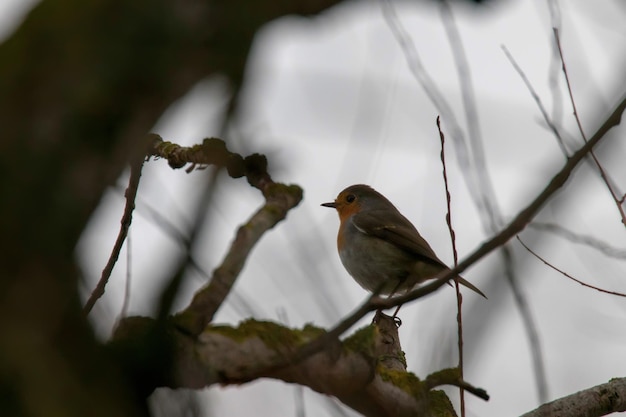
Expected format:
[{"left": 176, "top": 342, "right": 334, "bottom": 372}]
[
  {"left": 243, "top": 153, "right": 269, "bottom": 189},
  {"left": 201, "top": 138, "right": 246, "bottom": 178},
  {"left": 148, "top": 134, "right": 279, "bottom": 192}
]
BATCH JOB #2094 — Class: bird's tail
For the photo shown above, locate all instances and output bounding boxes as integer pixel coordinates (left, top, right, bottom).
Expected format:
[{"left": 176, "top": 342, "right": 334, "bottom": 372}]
[{"left": 455, "top": 276, "right": 487, "bottom": 299}]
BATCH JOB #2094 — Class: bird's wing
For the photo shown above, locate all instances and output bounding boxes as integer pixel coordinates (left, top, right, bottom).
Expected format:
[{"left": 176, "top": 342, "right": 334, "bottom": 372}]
[
  {"left": 352, "top": 209, "right": 448, "bottom": 269},
  {"left": 352, "top": 209, "right": 488, "bottom": 298}
]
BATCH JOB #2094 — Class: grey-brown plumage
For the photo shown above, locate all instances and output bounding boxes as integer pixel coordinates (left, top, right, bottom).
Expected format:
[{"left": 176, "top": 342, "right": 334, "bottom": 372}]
[{"left": 323, "top": 184, "right": 486, "bottom": 298}]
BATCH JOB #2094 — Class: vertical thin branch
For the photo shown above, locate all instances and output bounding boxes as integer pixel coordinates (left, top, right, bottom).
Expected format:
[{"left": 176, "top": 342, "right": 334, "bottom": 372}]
[
  {"left": 382, "top": 0, "right": 555, "bottom": 403},
  {"left": 503, "top": 246, "right": 549, "bottom": 403},
  {"left": 437, "top": 116, "right": 465, "bottom": 416},
  {"left": 438, "top": 0, "right": 505, "bottom": 235},
  {"left": 439, "top": 3, "right": 549, "bottom": 404},
  {"left": 553, "top": 28, "right": 586, "bottom": 141},
  {"left": 553, "top": 28, "right": 626, "bottom": 226},
  {"left": 546, "top": 0, "right": 564, "bottom": 132},
  {"left": 83, "top": 158, "right": 144, "bottom": 315}
]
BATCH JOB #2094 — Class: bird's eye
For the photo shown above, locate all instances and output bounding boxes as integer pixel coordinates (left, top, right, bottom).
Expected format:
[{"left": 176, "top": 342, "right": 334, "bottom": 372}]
[{"left": 346, "top": 194, "right": 356, "bottom": 203}]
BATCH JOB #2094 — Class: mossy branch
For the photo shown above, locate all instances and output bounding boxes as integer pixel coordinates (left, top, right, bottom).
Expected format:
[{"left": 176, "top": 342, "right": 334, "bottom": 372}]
[
  {"left": 424, "top": 368, "right": 489, "bottom": 401},
  {"left": 113, "top": 313, "right": 487, "bottom": 417}
]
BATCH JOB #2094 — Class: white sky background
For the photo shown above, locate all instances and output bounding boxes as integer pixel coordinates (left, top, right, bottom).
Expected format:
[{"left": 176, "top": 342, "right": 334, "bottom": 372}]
[{"left": 5, "top": 0, "right": 626, "bottom": 416}]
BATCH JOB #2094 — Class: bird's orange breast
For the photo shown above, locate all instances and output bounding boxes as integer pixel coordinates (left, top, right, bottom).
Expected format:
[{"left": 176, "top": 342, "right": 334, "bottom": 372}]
[
  {"left": 335, "top": 202, "right": 361, "bottom": 251},
  {"left": 336, "top": 201, "right": 361, "bottom": 222}
]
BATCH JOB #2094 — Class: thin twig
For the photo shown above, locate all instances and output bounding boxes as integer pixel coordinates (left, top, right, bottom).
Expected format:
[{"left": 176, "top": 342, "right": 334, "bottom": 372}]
[
  {"left": 529, "top": 222, "right": 626, "bottom": 259},
  {"left": 439, "top": 0, "right": 548, "bottom": 403},
  {"left": 437, "top": 116, "right": 465, "bottom": 416},
  {"left": 553, "top": 28, "right": 626, "bottom": 226},
  {"left": 424, "top": 368, "right": 489, "bottom": 401},
  {"left": 503, "top": 240, "right": 548, "bottom": 403},
  {"left": 517, "top": 236, "right": 626, "bottom": 297},
  {"left": 553, "top": 28, "right": 586, "bottom": 142},
  {"left": 546, "top": 0, "right": 564, "bottom": 137},
  {"left": 501, "top": 45, "right": 569, "bottom": 156},
  {"left": 83, "top": 157, "right": 144, "bottom": 315}
]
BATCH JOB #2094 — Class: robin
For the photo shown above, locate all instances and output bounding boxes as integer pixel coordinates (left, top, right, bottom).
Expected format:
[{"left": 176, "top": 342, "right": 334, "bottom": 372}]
[{"left": 322, "top": 184, "right": 486, "bottom": 306}]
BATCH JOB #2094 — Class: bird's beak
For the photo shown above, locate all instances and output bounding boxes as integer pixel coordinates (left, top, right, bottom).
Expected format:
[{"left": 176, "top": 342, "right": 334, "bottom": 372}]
[{"left": 321, "top": 201, "right": 337, "bottom": 208}]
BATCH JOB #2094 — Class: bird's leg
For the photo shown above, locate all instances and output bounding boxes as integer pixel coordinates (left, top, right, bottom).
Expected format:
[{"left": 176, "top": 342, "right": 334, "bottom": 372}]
[
  {"left": 373, "top": 307, "right": 401, "bottom": 327},
  {"left": 389, "top": 280, "right": 407, "bottom": 327},
  {"left": 371, "top": 280, "right": 405, "bottom": 327}
]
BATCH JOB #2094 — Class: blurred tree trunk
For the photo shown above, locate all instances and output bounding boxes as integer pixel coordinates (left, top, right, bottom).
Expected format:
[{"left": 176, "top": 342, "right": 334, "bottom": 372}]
[{"left": 0, "top": 1, "right": 342, "bottom": 415}]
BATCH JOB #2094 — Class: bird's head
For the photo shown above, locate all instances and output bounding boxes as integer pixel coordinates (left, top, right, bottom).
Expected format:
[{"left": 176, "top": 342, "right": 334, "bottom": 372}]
[{"left": 321, "top": 184, "right": 392, "bottom": 221}]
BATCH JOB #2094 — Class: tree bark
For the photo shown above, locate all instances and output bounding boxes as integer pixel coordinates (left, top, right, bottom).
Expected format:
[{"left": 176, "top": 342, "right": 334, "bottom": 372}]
[
  {"left": 521, "top": 378, "right": 626, "bottom": 417},
  {"left": 112, "top": 311, "right": 461, "bottom": 417}
]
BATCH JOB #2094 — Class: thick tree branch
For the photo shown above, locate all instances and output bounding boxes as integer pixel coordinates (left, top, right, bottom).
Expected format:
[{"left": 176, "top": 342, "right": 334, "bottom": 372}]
[
  {"left": 113, "top": 312, "right": 483, "bottom": 417},
  {"left": 521, "top": 378, "right": 626, "bottom": 417}
]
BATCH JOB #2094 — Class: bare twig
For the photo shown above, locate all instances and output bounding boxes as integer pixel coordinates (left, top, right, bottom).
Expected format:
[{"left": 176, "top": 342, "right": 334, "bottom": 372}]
[
  {"left": 554, "top": 28, "right": 586, "bottom": 142},
  {"left": 553, "top": 28, "right": 626, "bottom": 226},
  {"left": 83, "top": 157, "right": 144, "bottom": 315},
  {"left": 529, "top": 222, "right": 626, "bottom": 259},
  {"left": 546, "top": 0, "right": 564, "bottom": 136},
  {"left": 424, "top": 368, "right": 489, "bottom": 401},
  {"left": 521, "top": 377, "right": 626, "bottom": 417},
  {"left": 437, "top": 116, "right": 465, "bottom": 415},
  {"left": 501, "top": 45, "right": 569, "bottom": 155},
  {"left": 437, "top": 93, "right": 625, "bottom": 265},
  {"left": 439, "top": 1, "right": 549, "bottom": 403},
  {"left": 503, "top": 243, "right": 549, "bottom": 403},
  {"left": 517, "top": 236, "right": 626, "bottom": 298}
]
